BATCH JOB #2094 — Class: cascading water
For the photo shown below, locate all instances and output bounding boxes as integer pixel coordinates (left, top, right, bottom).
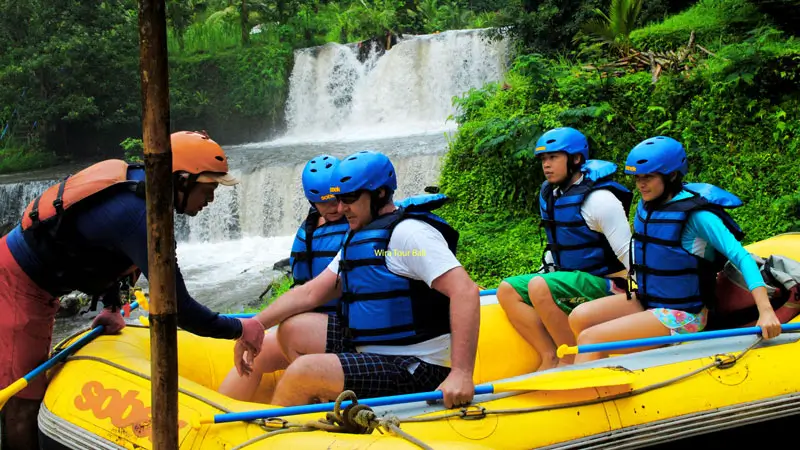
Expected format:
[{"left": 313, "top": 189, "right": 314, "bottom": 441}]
[
  {"left": 275, "top": 28, "right": 510, "bottom": 143},
  {"left": 0, "top": 28, "right": 509, "bottom": 343}
]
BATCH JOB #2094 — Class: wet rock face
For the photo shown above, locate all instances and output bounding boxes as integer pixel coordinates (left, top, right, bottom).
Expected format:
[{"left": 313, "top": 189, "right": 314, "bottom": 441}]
[
  {"left": 56, "top": 293, "right": 89, "bottom": 318},
  {"left": 0, "top": 222, "right": 13, "bottom": 236}
]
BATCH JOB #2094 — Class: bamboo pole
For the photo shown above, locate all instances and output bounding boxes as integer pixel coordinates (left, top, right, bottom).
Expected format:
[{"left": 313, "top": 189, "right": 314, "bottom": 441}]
[{"left": 138, "top": 0, "right": 179, "bottom": 448}]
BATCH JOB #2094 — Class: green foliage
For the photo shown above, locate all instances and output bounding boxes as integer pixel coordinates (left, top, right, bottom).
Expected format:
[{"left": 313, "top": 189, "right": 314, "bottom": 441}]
[
  {"left": 577, "top": 0, "right": 644, "bottom": 57},
  {"left": 748, "top": 0, "right": 800, "bottom": 36},
  {"left": 439, "top": 22, "right": 800, "bottom": 286},
  {"left": 120, "top": 137, "right": 143, "bottom": 163},
  {"left": 630, "top": 0, "right": 764, "bottom": 51},
  {"left": 242, "top": 274, "right": 294, "bottom": 313},
  {"left": 0, "top": 0, "right": 506, "bottom": 171},
  {"left": 0, "top": 143, "right": 59, "bottom": 174}
]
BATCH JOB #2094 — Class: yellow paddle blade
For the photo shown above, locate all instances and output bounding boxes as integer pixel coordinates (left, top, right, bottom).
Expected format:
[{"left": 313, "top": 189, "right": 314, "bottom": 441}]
[
  {"left": 0, "top": 378, "right": 28, "bottom": 410},
  {"left": 134, "top": 290, "right": 149, "bottom": 311},
  {"left": 493, "top": 366, "right": 636, "bottom": 393},
  {"left": 139, "top": 316, "right": 150, "bottom": 326}
]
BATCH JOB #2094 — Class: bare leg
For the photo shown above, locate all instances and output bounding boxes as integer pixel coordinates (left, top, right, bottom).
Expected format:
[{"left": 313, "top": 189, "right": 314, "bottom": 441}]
[
  {"left": 218, "top": 331, "right": 288, "bottom": 402},
  {"left": 276, "top": 312, "right": 329, "bottom": 362},
  {"left": 568, "top": 293, "right": 644, "bottom": 336},
  {"left": 497, "top": 281, "right": 560, "bottom": 371},
  {"left": 570, "top": 294, "right": 670, "bottom": 363},
  {"left": 271, "top": 354, "right": 345, "bottom": 406},
  {"left": 1, "top": 397, "right": 41, "bottom": 450},
  {"left": 528, "top": 277, "right": 576, "bottom": 366}
]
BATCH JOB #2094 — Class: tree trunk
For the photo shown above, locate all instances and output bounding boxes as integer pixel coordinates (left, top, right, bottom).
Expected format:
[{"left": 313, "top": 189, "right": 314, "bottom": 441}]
[
  {"left": 241, "top": 0, "right": 249, "bottom": 46},
  {"left": 137, "top": 0, "right": 179, "bottom": 449}
]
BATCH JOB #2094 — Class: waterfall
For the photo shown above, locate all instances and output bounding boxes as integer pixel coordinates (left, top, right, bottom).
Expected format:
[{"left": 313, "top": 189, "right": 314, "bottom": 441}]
[
  {"left": 0, "top": 28, "right": 509, "bottom": 328},
  {"left": 275, "top": 28, "right": 510, "bottom": 144}
]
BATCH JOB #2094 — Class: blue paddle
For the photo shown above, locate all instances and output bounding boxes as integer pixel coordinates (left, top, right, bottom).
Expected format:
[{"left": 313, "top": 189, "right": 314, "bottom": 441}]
[
  {"left": 0, "top": 300, "right": 140, "bottom": 409},
  {"left": 557, "top": 322, "right": 800, "bottom": 358},
  {"left": 195, "top": 365, "right": 635, "bottom": 427}
]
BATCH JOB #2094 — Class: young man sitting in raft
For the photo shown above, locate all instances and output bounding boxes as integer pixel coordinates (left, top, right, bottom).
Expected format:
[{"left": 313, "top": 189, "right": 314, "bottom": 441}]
[
  {"left": 218, "top": 154, "right": 349, "bottom": 402},
  {"left": 233, "top": 150, "right": 480, "bottom": 409},
  {"left": 497, "top": 127, "right": 633, "bottom": 370},
  {"left": 568, "top": 136, "right": 782, "bottom": 363}
]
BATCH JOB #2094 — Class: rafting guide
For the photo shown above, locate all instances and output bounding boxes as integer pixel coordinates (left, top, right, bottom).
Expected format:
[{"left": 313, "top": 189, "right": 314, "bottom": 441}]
[{"left": 0, "top": 131, "right": 266, "bottom": 450}]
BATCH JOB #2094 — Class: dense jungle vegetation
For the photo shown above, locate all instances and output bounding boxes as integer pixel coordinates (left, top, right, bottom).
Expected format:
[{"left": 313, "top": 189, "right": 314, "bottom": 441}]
[
  {"left": 1, "top": 0, "right": 799, "bottom": 289},
  {"left": 437, "top": 0, "right": 800, "bottom": 286}
]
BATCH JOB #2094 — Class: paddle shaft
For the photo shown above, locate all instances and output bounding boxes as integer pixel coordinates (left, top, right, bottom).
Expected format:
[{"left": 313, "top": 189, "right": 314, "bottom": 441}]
[
  {"left": 569, "top": 322, "right": 800, "bottom": 355},
  {"left": 209, "top": 385, "right": 495, "bottom": 424},
  {"left": 0, "top": 301, "right": 139, "bottom": 403}
]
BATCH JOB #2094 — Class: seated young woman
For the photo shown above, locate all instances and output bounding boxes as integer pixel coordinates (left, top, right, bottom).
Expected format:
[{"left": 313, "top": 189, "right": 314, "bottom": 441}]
[{"left": 567, "top": 136, "right": 782, "bottom": 364}]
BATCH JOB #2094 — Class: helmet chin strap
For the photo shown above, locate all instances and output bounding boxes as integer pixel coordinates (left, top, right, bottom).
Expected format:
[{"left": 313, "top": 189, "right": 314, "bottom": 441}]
[
  {"left": 174, "top": 173, "right": 199, "bottom": 214},
  {"left": 556, "top": 156, "right": 583, "bottom": 192}
]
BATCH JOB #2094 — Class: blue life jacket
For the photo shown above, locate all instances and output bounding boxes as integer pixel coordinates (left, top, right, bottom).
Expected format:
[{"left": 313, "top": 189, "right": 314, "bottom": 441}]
[
  {"left": 290, "top": 208, "right": 349, "bottom": 314},
  {"left": 631, "top": 183, "right": 744, "bottom": 313},
  {"left": 539, "top": 160, "right": 633, "bottom": 276},
  {"left": 338, "top": 193, "right": 457, "bottom": 346}
]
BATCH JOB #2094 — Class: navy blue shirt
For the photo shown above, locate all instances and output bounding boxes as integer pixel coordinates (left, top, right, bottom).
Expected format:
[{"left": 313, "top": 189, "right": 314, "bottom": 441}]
[{"left": 6, "top": 167, "right": 243, "bottom": 340}]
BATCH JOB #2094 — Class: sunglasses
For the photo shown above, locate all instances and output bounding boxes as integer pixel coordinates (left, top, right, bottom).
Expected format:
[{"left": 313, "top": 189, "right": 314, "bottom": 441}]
[{"left": 335, "top": 191, "right": 364, "bottom": 204}]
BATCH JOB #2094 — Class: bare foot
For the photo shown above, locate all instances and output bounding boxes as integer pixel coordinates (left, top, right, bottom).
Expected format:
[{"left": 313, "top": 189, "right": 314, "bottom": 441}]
[{"left": 536, "top": 355, "right": 560, "bottom": 371}]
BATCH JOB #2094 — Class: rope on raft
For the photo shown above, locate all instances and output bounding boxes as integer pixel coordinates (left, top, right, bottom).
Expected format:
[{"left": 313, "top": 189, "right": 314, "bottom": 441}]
[
  {"left": 232, "top": 336, "right": 765, "bottom": 449},
  {"left": 57, "top": 325, "right": 765, "bottom": 450}
]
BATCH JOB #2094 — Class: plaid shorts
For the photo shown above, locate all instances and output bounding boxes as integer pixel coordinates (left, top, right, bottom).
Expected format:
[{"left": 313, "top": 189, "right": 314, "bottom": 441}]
[{"left": 325, "top": 315, "right": 451, "bottom": 398}]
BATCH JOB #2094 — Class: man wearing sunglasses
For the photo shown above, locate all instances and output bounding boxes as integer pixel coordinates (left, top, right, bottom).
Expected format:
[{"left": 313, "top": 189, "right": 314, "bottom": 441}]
[{"left": 238, "top": 150, "right": 480, "bottom": 410}]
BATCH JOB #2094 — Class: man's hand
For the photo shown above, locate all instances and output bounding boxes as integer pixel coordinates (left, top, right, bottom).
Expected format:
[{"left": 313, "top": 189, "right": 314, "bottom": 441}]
[
  {"left": 437, "top": 368, "right": 475, "bottom": 409},
  {"left": 234, "top": 318, "right": 265, "bottom": 376},
  {"left": 756, "top": 309, "right": 782, "bottom": 339},
  {"left": 92, "top": 308, "right": 126, "bottom": 334},
  {"left": 233, "top": 340, "right": 253, "bottom": 377}
]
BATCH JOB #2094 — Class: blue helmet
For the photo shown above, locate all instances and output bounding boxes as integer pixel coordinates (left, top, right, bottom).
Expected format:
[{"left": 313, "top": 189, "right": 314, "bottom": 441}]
[
  {"left": 301, "top": 154, "right": 340, "bottom": 203},
  {"left": 624, "top": 136, "right": 688, "bottom": 176},
  {"left": 534, "top": 127, "right": 589, "bottom": 162},
  {"left": 330, "top": 150, "right": 397, "bottom": 195}
]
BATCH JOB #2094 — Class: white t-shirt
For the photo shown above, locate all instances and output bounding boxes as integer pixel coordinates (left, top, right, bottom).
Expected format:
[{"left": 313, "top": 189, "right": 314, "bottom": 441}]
[
  {"left": 326, "top": 218, "right": 461, "bottom": 368},
  {"left": 544, "top": 176, "right": 632, "bottom": 277}
]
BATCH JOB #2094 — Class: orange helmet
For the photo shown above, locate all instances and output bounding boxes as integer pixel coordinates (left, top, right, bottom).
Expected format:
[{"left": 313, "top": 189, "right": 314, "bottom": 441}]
[{"left": 170, "top": 130, "right": 238, "bottom": 185}]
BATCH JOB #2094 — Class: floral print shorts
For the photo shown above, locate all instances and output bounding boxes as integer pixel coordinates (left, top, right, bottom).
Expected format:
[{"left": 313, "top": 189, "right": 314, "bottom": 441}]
[{"left": 650, "top": 307, "right": 708, "bottom": 335}]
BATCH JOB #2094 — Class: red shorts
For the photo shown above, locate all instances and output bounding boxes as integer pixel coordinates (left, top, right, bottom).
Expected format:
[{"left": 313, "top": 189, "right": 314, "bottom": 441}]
[{"left": 0, "top": 235, "right": 59, "bottom": 400}]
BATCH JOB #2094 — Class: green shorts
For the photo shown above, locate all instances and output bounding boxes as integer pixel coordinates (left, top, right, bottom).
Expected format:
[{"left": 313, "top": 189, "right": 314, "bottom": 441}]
[{"left": 502, "top": 271, "right": 622, "bottom": 314}]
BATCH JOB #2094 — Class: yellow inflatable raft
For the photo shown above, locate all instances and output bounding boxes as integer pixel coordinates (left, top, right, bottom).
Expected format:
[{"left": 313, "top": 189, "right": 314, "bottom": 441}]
[{"left": 38, "top": 233, "right": 800, "bottom": 449}]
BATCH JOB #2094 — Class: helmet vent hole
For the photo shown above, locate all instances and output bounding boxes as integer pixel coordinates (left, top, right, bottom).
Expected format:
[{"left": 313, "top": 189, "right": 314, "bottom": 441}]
[
  {"left": 637, "top": 159, "right": 648, "bottom": 164},
  {"left": 348, "top": 156, "right": 358, "bottom": 161},
  {"left": 389, "top": 171, "right": 394, "bottom": 177},
  {"left": 341, "top": 176, "right": 352, "bottom": 183},
  {"left": 325, "top": 163, "right": 332, "bottom": 169},
  {"left": 645, "top": 142, "right": 655, "bottom": 145},
  {"left": 310, "top": 168, "right": 317, "bottom": 172},
  {"left": 322, "top": 156, "right": 328, "bottom": 160},
  {"left": 546, "top": 139, "right": 556, "bottom": 144},
  {"left": 215, "top": 156, "right": 224, "bottom": 161},
  {"left": 310, "top": 189, "right": 319, "bottom": 194}
]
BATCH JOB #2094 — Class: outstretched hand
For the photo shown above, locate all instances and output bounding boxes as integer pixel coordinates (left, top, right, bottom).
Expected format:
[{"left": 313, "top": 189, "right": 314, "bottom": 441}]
[{"left": 234, "top": 318, "right": 265, "bottom": 376}]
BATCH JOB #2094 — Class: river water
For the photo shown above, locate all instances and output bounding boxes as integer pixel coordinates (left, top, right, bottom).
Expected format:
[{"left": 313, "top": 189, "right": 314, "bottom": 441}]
[{"left": 0, "top": 29, "right": 511, "bottom": 345}]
